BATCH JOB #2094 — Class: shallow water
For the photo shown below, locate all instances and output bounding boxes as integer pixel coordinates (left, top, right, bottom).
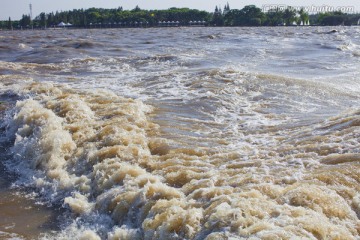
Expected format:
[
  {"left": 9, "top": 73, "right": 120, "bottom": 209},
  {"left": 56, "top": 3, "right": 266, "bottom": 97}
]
[{"left": 0, "top": 26, "right": 359, "bottom": 239}]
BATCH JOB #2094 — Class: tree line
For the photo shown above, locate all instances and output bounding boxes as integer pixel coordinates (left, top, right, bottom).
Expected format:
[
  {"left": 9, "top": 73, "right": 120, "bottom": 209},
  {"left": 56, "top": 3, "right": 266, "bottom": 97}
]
[{"left": 1, "top": 5, "right": 359, "bottom": 30}]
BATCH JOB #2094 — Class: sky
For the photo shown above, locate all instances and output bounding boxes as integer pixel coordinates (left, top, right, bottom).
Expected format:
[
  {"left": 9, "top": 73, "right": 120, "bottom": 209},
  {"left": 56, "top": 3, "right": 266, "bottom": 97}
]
[{"left": 1, "top": 0, "right": 360, "bottom": 20}]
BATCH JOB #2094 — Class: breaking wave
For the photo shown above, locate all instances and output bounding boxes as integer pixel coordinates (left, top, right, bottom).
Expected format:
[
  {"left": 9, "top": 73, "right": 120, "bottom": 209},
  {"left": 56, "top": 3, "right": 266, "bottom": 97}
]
[{"left": 1, "top": 81, "right": 359, "bottom": 239}]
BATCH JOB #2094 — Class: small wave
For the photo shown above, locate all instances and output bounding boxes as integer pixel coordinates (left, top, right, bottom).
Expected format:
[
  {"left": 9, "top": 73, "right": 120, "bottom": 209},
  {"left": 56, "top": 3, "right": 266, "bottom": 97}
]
[
  {"left": 318, "top": 43, "right": 338, "bottom": 50},
  {"left": 143, "top": 54, "right": 179, "bottom": 62},
  {"left": 0, "top": 45, "right": 15, "bottom": 53},
  {"left": 321, "top": 153, "right": 360, "bottom": 165},
  {"left": 353, "top": 51, "right": 360, "bottom": 57},
  {"left": 198, "top": 34, "right": 222, "bottom": 39},
  {"left": 60, "top": 40, "right": 101, "bottom": 49},
  {"left": 0, "top": 231, "right": 24, "bottom": 240},
  {"left": 18, "top": 43, "right": 32, "bottom": 50},
  {"left": 0, "top": 61, "right": 63, "bottom": 75}
]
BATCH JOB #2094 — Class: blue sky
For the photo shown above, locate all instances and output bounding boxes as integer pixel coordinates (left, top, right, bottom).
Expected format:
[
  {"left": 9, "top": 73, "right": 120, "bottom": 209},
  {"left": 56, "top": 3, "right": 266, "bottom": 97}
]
[{"left": 1, "top": 0, "right": 359, "bottom": 20}]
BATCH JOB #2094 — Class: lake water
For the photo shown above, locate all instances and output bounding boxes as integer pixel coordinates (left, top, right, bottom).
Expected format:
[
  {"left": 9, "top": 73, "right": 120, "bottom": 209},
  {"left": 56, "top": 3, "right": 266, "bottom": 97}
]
[{"left": 0, "top": 26, "right": 359, "bottom": 239}]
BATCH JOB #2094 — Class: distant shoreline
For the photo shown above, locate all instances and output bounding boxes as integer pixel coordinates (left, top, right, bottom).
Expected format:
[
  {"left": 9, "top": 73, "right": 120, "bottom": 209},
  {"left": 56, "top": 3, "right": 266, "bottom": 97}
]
[
  {"left": 1, "top": 25, "right": 358, "bottom": 32},
  {"left": 1, "top": 5, "right": 359, "bottom": 30}
]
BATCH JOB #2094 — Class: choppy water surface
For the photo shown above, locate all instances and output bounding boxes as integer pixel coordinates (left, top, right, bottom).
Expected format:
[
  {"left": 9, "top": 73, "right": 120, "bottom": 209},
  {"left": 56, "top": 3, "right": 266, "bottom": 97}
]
[{"left": 0, "top": 26, "right": 359, "bottom": 239}]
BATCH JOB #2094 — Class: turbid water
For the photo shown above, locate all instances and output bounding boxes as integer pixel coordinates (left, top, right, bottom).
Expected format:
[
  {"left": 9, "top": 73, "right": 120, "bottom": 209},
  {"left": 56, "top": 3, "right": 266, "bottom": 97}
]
[{"left": 0, "top": 26, "right": 359, "bottom": 239}]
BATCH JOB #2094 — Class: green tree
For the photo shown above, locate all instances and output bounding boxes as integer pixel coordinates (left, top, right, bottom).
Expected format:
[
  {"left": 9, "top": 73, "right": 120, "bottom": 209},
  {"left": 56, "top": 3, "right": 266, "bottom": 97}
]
[
  {"left": 39, "top": 12, "right": 46, "bottom": 28},
  {"left": 283, "top": 7, "right": 297, "bottom": 25},
  {"left": 298, "top": 8, "right": 309, "bottom": 25},
  {"left": 319, "top": 12, "right": 346, "bottom": 26},
  {"left": 46, "top": 12, "right": 55, "bottom": 27},
  {"left": 20, "top": 14, "right": 31, "bottom": 28},
  {"left": 241, "top": 5, "right": 265, "bottom": 25},
  {"left": 29, "top": 6, "right": 213, "bottom": 28},
  {"left": 265, "top": 7, "right": 284, "bottom": 26},
  {"left": 224, "top": 5, "right": 264, "bottom": 26},
  {"left": 82, "top": 14, "right": 87, "bottom": 26},
  {"left": 132, "top": 5, "right": 141, "bottom": 12},
  {"left": 7, "top": 17, "right": 12, "bottom": 30},
  {"left": 211, "top": 6, "right": 224, "bottom": 26}
]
